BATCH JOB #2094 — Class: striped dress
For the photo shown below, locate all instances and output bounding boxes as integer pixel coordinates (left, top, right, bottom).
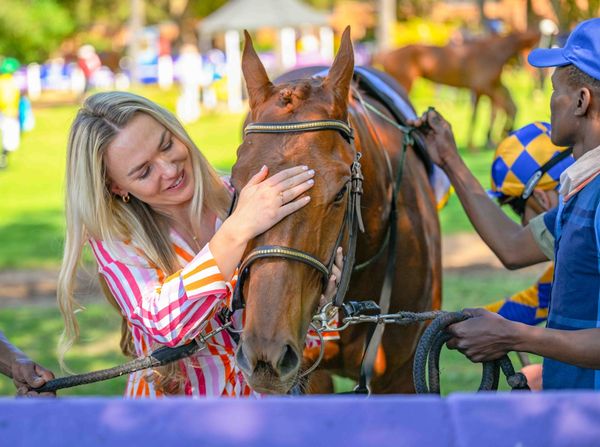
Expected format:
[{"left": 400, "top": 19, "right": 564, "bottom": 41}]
[
  {"left": 89, "top": 226, "right": 257, "bottom": 398},
  {"left": 90, "top": 226, "right": 339, "bottom": 397}
]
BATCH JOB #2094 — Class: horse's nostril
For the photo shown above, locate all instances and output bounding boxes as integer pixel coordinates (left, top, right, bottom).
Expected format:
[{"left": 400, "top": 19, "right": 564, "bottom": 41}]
[{"left": 277, "top": 344, "right": 300, "bottom": 378}]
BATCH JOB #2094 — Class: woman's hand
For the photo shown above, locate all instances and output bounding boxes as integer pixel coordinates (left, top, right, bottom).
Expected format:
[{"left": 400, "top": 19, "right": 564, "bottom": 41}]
[
  {"left": 211, "top": 165, "right": 315, "bottom": 281},
  {"left": 231, "top": 165, "right": 315, "bottom": 241},
  {"left": 407, "top": 108, "right": 459, "bottom": 169},
  {"left": 12, "top": 358, "right": 56, "bottom": 397},
  {"left": 320, "top": 247, "right": 344, "bottom": 307}
]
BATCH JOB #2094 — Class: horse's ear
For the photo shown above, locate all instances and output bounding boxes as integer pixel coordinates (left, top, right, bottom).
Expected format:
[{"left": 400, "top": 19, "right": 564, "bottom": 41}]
[
  {"left": 324, "top": 26, "right": 354, "bottom": 118},
  {"left": 242, "top": 30, "right": 273, "bottom": 110}
]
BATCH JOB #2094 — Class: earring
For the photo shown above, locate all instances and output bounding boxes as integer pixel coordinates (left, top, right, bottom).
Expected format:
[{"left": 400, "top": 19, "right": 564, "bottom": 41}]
[{"left": 122, "top": 193, "right": 130, "bottom": 203}]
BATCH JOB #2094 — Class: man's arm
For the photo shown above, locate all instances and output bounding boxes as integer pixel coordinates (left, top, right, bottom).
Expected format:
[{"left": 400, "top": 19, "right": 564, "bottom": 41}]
[
  {"left": 516, "top": 325, "right": 600, "bottom": 369},
  {"left": 0, "top": 331, "right": 55, "bottom": 396},
  {"left": 0, "top": 331, "right": 25, "bottom": 377},
  {"left": 447, "top": 309, "right": 600, "bottom": 369},
  {"left": 410, "top": 109, "right": 548, "bottom": 269}
]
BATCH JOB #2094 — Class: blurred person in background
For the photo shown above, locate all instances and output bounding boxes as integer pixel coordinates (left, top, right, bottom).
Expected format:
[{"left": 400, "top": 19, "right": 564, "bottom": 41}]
[
  {"left": 174, "top": 44, "right": 202, "bottom": 124},
  {"left": 0, "top": 57, "right": 21, "bottom": 169},
  {"left": 77, "top": 44, "right": 101, "bottom": 94}
]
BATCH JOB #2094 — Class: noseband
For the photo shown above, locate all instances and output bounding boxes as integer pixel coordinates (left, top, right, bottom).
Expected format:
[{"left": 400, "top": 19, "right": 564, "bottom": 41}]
[{"left": 232, "top": 119, "right": 365, "bottom": 312}]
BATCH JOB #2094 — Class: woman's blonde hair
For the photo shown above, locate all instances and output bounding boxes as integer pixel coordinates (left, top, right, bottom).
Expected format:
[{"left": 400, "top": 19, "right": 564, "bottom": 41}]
[{"left": 58, "top": 91, "right": 231, "bottom": 370}]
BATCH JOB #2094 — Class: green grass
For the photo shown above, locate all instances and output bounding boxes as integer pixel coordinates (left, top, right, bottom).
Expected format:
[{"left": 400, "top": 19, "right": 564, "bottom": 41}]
[
  {"left": 0, "top": 267, "right": 541, "bottom": 396},
  {"left": 0, "top": 71, "right": 551, "bottom": 268}
]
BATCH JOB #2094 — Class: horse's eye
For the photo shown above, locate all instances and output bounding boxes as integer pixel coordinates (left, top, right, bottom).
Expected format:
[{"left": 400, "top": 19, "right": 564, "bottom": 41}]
[{"left": 334, "top": 187, "right": 346, "bottom": 203}]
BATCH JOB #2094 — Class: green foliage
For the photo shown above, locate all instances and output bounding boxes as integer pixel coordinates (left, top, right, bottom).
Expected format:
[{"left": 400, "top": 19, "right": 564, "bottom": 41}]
[
  {"left": 0, "top": 0, "right": 75, "bottom": 63},
  {"left": 550, "top": 0, "right": 600, "bottom": 31}
]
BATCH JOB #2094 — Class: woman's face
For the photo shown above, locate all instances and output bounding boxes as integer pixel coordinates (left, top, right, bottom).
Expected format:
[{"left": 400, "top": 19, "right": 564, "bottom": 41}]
[{"left": 105, "top": 113, "right": 194, "bottom": 214}]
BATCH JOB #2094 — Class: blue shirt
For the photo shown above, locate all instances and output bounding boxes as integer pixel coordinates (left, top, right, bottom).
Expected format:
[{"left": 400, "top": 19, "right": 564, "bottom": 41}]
[{"left": 542, "top": 174, "right": 600, "bottom": 389}]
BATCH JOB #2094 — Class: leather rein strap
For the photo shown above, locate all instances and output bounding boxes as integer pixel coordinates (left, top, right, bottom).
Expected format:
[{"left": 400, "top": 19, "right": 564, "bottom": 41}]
[{"left": 232, "top": 119, "right": 364, "bottom": 313}]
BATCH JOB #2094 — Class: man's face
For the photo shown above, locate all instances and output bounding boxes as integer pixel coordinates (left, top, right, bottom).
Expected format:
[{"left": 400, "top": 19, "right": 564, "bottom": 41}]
[{"left": 549, "top": 68, "right": 578, "bottom": 148}]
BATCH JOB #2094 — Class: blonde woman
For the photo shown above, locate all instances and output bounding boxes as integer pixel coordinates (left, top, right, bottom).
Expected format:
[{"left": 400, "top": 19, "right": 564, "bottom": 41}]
[{"left": 58, "top": 91, "right": 339, "bottom": 397}]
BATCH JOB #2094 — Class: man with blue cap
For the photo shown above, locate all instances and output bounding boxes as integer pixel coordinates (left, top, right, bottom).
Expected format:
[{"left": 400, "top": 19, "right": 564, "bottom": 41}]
[{"left": 410, "top": 17, "right": 600, "bottom": 390}]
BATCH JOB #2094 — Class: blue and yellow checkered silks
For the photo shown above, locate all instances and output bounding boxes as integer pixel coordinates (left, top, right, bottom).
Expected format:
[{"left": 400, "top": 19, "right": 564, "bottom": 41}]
[
  {"left": 489, "top": 122, "right": 574, "bottom": 198},
  {"left": 484, "top": 265, "right": 553, "bottom": 325}
]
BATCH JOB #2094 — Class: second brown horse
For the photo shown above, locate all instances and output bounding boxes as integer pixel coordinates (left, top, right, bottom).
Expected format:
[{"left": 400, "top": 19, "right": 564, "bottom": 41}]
[
  {"left": 378, "top": 31, "right": 540, "bottom": 149},
  {"left": 231, "top": 28, "right": 441, "bottom": 395}
]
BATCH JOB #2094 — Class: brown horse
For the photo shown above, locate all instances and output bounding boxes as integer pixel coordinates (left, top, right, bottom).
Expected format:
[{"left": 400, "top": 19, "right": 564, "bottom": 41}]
[
  {"left": 229, "top": 28, "right": 441, "bottom": 395},
  {"left": 377, "top": 31, "right": 540, "bottom": 149}
]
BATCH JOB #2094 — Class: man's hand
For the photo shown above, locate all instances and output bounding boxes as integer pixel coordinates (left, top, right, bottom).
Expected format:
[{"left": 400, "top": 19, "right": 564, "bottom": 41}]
[
  {"left": 446, "top": 308, "right": 518, "bottom": 362},
  {"left": 407, "top": 108, "right": 460, "bottom": 169},
  {"left": 12, "top": 358, "right": 56, "bottom": 397}
]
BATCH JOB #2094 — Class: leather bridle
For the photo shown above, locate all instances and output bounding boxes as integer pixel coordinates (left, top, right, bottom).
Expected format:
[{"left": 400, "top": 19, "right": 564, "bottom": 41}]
[{"left": 231, "top": 119, "right": 365, "bottom": 312}]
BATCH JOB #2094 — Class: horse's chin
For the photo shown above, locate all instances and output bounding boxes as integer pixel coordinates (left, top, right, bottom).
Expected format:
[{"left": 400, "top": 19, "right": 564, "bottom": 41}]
[{"left": 243, "top": 364, "right": 298, "bottom": 395}]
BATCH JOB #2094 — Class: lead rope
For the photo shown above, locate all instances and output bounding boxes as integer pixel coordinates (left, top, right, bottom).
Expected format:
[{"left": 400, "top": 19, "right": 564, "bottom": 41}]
[
  {"left": 313, "top": 305, "right": 529, "bottom": 393},
  {"left": 34, "top": 322, "right": 234, "bottom": 393},
  {"left": 412, "top": 312, "right": 530, "bottom": 393}
]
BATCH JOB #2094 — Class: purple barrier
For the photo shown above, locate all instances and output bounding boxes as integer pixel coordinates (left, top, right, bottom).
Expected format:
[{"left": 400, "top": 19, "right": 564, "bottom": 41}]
[
  {"left": 448, "top": 392, "right": 600, "bottom": 447},
  {"left": 0, "top": 393, "right": 598, "bottom": 447},
  {"left": 0, "top": 396, "right": 449, "bottom": 447}
]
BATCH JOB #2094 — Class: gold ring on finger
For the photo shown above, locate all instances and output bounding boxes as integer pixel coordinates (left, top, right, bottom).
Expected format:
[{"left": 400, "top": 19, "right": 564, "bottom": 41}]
[{"left": 279, "top": 191, "right": 284, "bottom": 206}]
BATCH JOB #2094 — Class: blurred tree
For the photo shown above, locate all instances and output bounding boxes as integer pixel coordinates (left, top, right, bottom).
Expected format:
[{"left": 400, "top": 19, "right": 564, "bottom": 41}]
[
  {"left": 397, "top": 0, "right": 435, "bottom": 19},
  {"left": 0, "top": 0, "right": 75, "bottom": 62},
  {"left": 550, "top": 0, "right": 600, "bottom": 31}
]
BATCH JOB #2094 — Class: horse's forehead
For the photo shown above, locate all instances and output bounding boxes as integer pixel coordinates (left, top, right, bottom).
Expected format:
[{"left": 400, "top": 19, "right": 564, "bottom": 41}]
[
  {"left": 258, "top": 78, "right": 333, "bottom": 116},
  {"left": 236, "top": 130, "right": 340, "bottom": 169}
]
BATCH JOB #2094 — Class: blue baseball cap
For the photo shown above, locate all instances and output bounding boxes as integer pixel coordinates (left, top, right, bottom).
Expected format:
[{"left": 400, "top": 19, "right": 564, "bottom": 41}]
[{"left": 528, "top": 18, "right": 600, "bottom": 81}]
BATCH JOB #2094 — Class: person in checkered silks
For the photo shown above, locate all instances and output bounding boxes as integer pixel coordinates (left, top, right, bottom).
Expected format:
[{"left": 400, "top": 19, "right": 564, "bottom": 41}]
[{"left": 483, "top": 122, "right": 574, "bottom": 390}]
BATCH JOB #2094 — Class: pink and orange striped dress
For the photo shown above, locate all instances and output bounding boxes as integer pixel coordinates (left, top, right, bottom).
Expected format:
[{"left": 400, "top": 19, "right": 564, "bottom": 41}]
[
  {"left": 90, "top": 229, "right": 339, "bottom": 398},
  {"left": 89, "top": 225, "right": 257, "bottom": 398}
]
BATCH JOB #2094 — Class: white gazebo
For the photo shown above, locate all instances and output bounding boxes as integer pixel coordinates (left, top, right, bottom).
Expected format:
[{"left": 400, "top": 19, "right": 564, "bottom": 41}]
[{"left": 198, "top": 0, "right": 333, "bottom": 111}]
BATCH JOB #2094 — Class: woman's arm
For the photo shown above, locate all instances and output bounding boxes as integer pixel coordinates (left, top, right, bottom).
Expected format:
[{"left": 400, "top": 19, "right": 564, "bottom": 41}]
[
  {"left": 93, "top": 240, "right": 234, "bottom": 348},
  {"left": 92, "top": 166, "right": 315, "bottom": 347},
  {"left": 210, "top": 165, "right": 314, "bottom": 280}
]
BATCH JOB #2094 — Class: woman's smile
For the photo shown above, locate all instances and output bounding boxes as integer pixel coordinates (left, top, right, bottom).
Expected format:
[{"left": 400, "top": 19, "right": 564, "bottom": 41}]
[{"left": 166, "top": 171, "right": 185, "bottom": 191}]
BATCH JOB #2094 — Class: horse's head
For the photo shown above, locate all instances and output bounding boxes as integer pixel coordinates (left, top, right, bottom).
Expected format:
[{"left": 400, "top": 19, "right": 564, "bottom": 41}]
[
  {"left": 510, "top": 29, "right": 541, "bottom": 51},
  {"left": 231, "top": 27, "right": 356, "bottom": 394}
]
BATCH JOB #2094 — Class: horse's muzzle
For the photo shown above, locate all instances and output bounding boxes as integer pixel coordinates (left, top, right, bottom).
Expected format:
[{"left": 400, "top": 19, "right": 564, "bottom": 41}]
[{"left": 235, "top": 339, "right": 301, "bottom": 394}]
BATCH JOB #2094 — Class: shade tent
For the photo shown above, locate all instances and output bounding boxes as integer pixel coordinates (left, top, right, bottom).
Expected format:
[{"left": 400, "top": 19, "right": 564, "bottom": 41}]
[
  {"left": 199, "top": 0, "right": 329, "bottom": 35},
  {"left": 198, "top": 0, "right": 333, "bottom": 111}
]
